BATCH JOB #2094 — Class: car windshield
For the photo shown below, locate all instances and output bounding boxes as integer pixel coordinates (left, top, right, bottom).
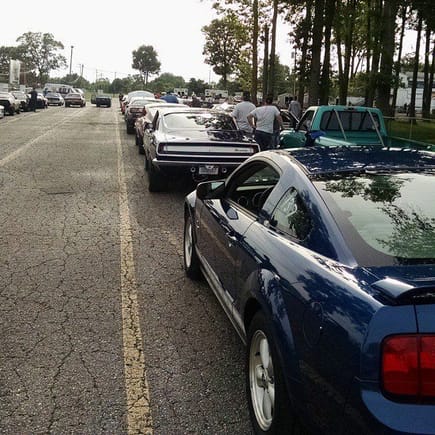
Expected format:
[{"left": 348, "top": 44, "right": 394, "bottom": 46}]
[
  {"left": 315, "top": 171, "right": 435, "bottom": 265},
  {"left": 164, "top": 112, "right": 236, "bottom": 130}
]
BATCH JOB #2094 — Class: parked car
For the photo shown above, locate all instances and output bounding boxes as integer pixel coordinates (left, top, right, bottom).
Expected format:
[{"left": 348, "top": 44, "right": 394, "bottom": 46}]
[
  {"left": 280, "top": 105, "right": 435, "bottom": 151},
  {"left": 64, "top": 92, "right": 86, "bottom": 107},
  {"left": 0, "top": 92, "right": 20, "bottom": 115},
  {"left": 35, "top": 93, "right": 48, "bottom": 109},
  {"left": 124, "top": 97, "right": 161, "bottom": 134},
  {"left": 143, "top": 108, "right": 260, "bottom": 192},
  {"left": 45, "top": 92, "right": 64, "bottom": 106},
  {"left": 0, "top": 104, "right": 4, "bottom": 119},
  {"left": 121, "top": 90, "right": 154, "bottom": 114},
  {"left": 184, "top": 145, "right": 435, "bottom": 434},
  {"left": 11, "top": 91, "right": 30, "bottom": 112},
  {"left": 134, "top": 102, "right": 187, "bottom": 154},
  {"left": 95, "top": 94, "right": 112, "bottom": 107}
]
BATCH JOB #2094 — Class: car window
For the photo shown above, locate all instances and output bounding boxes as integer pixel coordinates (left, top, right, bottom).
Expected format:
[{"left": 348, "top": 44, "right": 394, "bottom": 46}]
[
  {"left": 270, "top": 188, "right": 312, "bottom": 240},
  {"left": 316, "top": 171, "right": 435, "bottom": 265},
  {"left": 164, "top": 112, "right": 236, "bottom": 130},
  {"left": 297, "top": 110, "right": 315, "bottom": 132},
  {"left": 319, "top": 110, "right": 381, "bottom": 132},
  {"left": 226, "top": 163, "right": 280, "bottom": 215}
]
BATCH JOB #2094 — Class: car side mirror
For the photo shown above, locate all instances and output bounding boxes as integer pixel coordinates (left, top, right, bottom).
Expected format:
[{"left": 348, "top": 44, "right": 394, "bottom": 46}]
[{"left": 196, "top": 180, "right": 225, "bottom": 200}]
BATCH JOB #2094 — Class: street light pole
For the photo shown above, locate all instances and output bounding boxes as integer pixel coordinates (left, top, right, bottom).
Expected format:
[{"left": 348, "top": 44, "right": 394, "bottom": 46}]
[{"left": 69, "top": 45, "right": 74, "bottom": 75}]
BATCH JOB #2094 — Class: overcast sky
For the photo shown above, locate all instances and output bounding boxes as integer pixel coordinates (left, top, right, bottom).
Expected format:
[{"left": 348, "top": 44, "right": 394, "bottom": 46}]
[{"left": 2, "top": 0, "right": 418, "bottom": 84}]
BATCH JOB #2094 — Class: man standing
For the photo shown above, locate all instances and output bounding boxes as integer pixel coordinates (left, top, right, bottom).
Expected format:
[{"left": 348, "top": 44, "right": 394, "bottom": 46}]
[
  {"left": 231, "top": 91, "right": 256, "bottom": 136},
  {"left": 29, "top": 87, "right": 38, "bottom": 112},
  {"left": 247, "top": 95, "right": 284, "bottom": 151},
  {"left": 288, "top": 96, "right": 302, "bottom": 127}
]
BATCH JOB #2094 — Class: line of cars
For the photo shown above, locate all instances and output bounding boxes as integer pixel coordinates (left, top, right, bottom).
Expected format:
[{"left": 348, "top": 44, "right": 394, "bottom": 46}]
[
  {"left": 0, "top": 90, "right": 50, "bottom": 118},
  {"left": 126, "top": 98, "right": 435, "bottom": 433},
  {"left": 124, "top": 94, "right": 260, "bottom": 192}
]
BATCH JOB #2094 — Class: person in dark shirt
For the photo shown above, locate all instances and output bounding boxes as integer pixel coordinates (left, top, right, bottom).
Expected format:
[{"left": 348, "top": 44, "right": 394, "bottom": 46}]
[
  {"left": 160, "top": 92, "right": 179, "bottom": 103},
  {"left": 29, "top": 88, "right": 38, "bottom": 111}
]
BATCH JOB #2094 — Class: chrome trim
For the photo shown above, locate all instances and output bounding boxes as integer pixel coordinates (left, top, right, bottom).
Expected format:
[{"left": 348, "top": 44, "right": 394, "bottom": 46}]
[{"left": 152, "top": 158, "right": 244, "bottom": 168}]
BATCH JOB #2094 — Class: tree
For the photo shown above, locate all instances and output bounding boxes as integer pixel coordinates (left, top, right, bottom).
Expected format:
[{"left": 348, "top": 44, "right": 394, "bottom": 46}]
[
  {"left": 376, "top": 0, "right": 398, "bottom": 115},
  {"left": 147, "top": 73, "right": 185, "bottom": 93},
  {"left": 16, "top": 32, "right": 66, "bottom": 84},
  {"left": 131, "top": 45, "right": 161, "bottom": 86},
  {"left": 202, "top": 13, "right": 248, "bottom": 88}
]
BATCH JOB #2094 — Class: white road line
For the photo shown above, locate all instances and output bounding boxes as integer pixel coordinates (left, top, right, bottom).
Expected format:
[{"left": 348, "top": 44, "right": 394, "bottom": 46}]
[
  {"left": 115, "top": 113, "right": 153, "bottom": 434},
  {"left": 0, "top": 110, "right": 82, "bottom": 167}
]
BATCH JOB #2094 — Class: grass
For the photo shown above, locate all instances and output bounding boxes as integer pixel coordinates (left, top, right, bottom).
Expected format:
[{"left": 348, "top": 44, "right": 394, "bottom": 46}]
[{"left": 385, "top": 117, "right": 435, "bottom": 145}]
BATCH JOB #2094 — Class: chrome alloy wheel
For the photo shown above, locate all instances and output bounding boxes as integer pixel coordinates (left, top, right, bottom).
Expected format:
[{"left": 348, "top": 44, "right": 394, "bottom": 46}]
[{"left": 249, "top": 330, "right": 275, "bottom": 431}]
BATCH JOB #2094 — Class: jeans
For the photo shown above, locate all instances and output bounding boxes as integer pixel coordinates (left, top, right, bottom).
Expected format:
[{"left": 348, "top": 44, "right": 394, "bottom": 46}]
[{"left": 254, "top": 130, "right": 273, "bottom": 151}]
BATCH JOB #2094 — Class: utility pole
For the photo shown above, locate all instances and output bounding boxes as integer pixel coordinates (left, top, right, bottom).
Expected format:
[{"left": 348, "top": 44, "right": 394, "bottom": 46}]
[{"left": 69, "top": 45, "right": 74, "bottom": 75}]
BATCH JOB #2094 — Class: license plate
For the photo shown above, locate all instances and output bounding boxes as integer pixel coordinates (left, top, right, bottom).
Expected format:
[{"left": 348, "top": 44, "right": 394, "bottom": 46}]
[{"left": 198, "top": 165, "right": 219, "bottom": 175}]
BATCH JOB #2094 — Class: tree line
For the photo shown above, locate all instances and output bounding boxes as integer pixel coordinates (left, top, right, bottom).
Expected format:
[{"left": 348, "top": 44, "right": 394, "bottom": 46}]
[
  {"left": 1, "top": 1, "right": 434, "bottom": 118},
  {"left": 202, "top": 0, "right": 435, "bottom": 117}
]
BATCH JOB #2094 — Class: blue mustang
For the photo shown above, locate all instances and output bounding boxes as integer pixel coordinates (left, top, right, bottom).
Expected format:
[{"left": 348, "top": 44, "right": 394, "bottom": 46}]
[{"left": 183, "top": 146, "right": 435, "bottom": 434}]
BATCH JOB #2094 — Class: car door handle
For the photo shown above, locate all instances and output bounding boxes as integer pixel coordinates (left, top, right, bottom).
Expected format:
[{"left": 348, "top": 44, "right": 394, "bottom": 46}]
[{"left": 225, "top": 231, "right": 237, "bottom": 246}]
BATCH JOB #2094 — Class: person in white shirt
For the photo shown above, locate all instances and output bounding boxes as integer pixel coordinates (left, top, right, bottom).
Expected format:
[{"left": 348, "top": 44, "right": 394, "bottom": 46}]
[
  {"left": 231, "top": 91, "right": 256, "bottom": 135},
  {"left": 247, "top": 95, "right": 284, "bottom": 150},
  {"left": 288, "top": 96, "right": 302, "bottom": 127}
]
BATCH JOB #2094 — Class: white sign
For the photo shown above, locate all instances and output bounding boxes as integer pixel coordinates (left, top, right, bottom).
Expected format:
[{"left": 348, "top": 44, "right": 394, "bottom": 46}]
[{"left": 9, "top": 59, "right": 21, "bottom": 85}]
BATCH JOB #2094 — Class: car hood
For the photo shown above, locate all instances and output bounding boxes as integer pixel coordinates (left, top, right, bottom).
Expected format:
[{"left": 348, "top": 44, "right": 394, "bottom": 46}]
[
  {"left": 162, "top": 129, "right": 249, "bottom": 143},
  {"left": 364, "top": 265, "right": 435, "bottom": 304}
]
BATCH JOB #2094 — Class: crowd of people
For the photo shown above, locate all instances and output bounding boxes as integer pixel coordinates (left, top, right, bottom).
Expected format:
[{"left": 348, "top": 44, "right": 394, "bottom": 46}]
[{"left": 231, "top": 91, "right": 302, "bottom": 151}]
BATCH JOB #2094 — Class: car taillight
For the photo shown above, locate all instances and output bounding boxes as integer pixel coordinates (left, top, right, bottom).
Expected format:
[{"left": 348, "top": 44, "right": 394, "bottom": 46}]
[{"left": 382, "top": 334, "right": 435, "bottom": 400}]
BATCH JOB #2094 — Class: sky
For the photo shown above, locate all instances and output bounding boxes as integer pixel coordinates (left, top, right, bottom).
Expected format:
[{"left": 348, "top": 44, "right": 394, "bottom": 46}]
[
  {"left": 1, "top": 0, "right": 293, "bottom": 84},
  {"left": 1, "top": 0, "right": 418, "bottom": 85}
]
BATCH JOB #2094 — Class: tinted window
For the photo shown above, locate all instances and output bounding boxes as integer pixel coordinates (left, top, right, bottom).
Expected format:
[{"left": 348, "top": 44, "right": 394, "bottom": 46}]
[
  {"left": 164, "top": 112, "right": 236, "bottom": 130},
  {"left": 319, "top": 110, "right": 381, "bottom": 132},
  {"left": 316, "top": 172, "right": 435, "bottom": 264},
  {"left": 271, "top": 188, "right": 312, "bottom": 240}
]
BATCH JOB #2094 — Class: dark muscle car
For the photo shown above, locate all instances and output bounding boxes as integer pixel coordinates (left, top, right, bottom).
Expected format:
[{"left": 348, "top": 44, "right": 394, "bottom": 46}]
[
  {"left": 184, "top": 145, "right": 435, "bottom": 434},
  {"left": 143, "top": 108, "right": 260, "bottom": 192}
]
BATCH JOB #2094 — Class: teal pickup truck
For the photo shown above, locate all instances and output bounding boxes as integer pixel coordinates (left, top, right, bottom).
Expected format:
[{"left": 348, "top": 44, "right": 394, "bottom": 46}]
[{"left": 280, "top": 105, "right": 435, "bottom": 151}]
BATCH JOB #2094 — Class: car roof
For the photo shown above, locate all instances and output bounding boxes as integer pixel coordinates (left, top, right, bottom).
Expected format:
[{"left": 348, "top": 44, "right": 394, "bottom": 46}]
[{"left": 277, "top": 146, "right": 435, "bottom": 176}]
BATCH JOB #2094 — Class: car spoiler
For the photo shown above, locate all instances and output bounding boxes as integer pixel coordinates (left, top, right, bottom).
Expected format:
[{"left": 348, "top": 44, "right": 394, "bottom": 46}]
[{"left": 372, "top": 277, "right": 435, "bottom": 304}]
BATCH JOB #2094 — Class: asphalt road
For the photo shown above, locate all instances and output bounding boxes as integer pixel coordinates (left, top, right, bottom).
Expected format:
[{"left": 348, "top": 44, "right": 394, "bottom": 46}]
[{"left": 0, "top": 103, "right": 252, "bottom": 434}]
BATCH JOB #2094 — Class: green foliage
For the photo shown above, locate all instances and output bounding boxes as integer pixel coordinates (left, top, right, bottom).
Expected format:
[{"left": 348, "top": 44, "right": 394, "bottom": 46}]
[
  {"left": 16, "top": 32, "right": 67, "bottom": 83},
  {"left": 202, "top": 12, "right": 249, "bottom": 86},
  {"left": 186, "top": 78, "right": 208, "bottom": 96},
  {"left": 147, "top": 73, "right": 186, "bottom": 93},
  {"left": 131, "top": 45, "right": 161, "bottom": 85}
]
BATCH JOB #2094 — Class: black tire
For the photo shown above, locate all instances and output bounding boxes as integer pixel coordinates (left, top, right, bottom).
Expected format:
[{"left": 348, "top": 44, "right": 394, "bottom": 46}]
[
  {"left": 148, "top": 163, "right": 166, "bottom": 192},
  {"left": 246, "top": 311, "right": 303, "bottom": 435},
  {"left": 183, "top": 213, "right": 201, "bottom": 279}
]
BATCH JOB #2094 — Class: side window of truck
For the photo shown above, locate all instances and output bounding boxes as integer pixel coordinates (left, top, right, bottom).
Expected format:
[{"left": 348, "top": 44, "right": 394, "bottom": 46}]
[{"left": 297, "top": 110, "right": 315, "bottom": 132}]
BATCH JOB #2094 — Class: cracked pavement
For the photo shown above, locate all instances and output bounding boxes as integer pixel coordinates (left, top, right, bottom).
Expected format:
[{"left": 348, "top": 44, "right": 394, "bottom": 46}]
[{"left": 0, "top": 104, "right": 251, "bottom": 434}]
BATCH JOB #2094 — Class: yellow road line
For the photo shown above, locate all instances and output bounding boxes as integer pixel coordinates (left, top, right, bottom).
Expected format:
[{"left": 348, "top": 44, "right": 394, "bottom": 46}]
[{"left": 115, "top": 113, "right": 153, "bottom": 434}]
